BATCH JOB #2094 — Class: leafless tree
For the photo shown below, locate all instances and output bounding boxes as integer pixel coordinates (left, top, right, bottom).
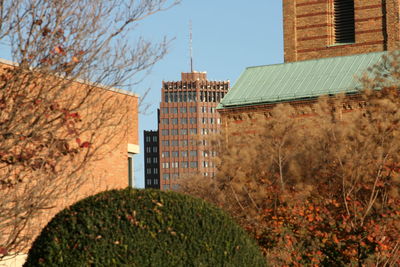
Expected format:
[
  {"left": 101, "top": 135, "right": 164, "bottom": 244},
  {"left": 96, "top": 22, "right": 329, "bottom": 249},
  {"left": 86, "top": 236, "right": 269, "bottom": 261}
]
[{"left": 0, "top": 0, "right": 179, "bottom": 259}]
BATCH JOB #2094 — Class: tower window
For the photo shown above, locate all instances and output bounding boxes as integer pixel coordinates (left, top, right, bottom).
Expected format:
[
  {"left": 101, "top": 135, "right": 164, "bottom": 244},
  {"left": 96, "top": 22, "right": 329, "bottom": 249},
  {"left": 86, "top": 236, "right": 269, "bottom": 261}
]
[{"left": 333, "top": 0, "right": 355, "bottom": 44}]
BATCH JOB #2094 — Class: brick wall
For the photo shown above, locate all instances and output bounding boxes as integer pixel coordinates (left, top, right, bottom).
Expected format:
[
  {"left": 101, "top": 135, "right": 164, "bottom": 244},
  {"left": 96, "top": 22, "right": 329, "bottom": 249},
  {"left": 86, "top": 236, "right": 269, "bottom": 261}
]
[
  {"left": 283, "top": 0, "right": 400, "bottom": 62},
  {"left": 0, "top": 60, "right": 139, "bottom": 258}
]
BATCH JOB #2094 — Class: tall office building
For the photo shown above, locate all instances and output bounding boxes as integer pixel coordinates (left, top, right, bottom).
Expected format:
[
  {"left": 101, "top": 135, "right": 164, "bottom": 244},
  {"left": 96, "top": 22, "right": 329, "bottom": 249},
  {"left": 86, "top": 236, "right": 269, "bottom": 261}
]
[
  {"left": 144, "top": 71, "right": 229, "bottom": 190},
  {"left": 144, "top": 130, "right": 160, "bottom": 189}
]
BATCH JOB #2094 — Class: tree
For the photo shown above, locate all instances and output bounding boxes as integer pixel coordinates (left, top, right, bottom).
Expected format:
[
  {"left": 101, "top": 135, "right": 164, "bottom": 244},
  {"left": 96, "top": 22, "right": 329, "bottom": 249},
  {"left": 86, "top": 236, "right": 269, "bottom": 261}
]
[
  {"left": 0, "top": 0, "right": 179, "bottom": 259},
  {"left": 179, "top": 52, "right": 400, "bottom": 265}
]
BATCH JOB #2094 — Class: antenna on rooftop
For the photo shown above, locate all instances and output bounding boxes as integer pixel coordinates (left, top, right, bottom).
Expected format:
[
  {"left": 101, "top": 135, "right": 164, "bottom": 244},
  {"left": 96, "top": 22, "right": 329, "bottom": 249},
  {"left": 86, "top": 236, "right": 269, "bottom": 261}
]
[{"left": 189, "top": 20, "right": 194, "bottom": 73}]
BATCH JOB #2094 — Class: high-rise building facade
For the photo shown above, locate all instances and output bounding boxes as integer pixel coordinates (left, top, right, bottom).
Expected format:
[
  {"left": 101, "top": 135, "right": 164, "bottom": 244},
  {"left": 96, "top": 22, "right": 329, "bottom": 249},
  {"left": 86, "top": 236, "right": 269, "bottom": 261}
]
[
  {"left": 144, "top": 71, "right": 229, "bottom": 190},
  {"left": 144, "top": 130, "right": 160, "bottom": 189}
]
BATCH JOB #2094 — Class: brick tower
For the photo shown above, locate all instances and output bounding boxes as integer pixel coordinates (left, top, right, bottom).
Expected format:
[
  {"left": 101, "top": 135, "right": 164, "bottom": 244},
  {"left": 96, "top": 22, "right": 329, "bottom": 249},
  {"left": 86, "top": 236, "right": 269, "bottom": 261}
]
[
  {"left": 156, "top": 72, "right": 229, "bottom": 190},
  {"left": 283, "top": 0, "right": 400, "bottom": 62}
]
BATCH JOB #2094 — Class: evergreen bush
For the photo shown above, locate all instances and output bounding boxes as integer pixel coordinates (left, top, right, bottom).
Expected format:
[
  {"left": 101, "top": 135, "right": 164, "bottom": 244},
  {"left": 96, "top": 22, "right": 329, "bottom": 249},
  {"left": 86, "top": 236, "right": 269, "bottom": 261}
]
[{"left": 24, "top": 188, "right": 266, "bottom": 266}]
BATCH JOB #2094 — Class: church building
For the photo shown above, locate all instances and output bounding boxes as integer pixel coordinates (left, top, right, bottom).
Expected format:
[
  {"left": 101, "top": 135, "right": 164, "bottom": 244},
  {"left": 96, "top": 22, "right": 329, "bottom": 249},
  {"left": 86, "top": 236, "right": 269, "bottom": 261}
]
[{"left": 217, "top": 0, "right": 400, "bottom": 121}]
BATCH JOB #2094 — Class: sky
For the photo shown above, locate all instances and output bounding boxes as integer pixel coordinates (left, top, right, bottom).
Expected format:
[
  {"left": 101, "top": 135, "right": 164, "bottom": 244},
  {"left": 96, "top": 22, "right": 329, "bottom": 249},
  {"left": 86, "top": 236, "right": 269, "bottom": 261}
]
[
  {"left": 133, "top": 0, "right": 284, "bottom": 187},
  {"left": 0, "top": 0, "right": 284, "bottom": 188}
]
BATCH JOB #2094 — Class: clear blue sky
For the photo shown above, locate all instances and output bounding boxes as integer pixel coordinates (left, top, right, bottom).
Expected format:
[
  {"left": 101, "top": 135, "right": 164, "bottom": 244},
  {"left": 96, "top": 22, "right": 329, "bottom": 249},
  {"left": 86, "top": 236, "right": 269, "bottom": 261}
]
[
  {"left": 133, "top": 1, "right": 284, "bottom": 187},
  {"left": 0, "top": 1, "right": 284, "bottom": 188}
]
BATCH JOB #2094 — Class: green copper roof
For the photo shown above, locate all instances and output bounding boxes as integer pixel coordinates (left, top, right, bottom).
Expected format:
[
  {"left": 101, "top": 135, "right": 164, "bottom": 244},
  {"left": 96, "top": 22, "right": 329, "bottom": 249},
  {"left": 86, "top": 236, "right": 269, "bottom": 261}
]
[{"left": 218, "top": 51, "right": 385, "bottom": 109}]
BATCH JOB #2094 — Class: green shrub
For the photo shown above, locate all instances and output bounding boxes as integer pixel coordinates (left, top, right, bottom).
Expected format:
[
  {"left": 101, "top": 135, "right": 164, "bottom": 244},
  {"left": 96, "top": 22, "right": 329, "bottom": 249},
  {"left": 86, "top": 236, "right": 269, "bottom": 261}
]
[{"left": 25, "top": 188, "right": 266, "bottom": 267}]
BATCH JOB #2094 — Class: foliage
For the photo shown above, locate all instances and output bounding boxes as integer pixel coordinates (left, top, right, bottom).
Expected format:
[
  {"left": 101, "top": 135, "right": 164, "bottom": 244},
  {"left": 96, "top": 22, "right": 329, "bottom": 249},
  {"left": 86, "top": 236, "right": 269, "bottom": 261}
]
[
  {"left": 24, "top": 188, "right": 266, "bottom": 267},
  {"left": 179, "top": 53, "right": 400, "bottom": 266},
  {"left": 0, "top": 0, "right": 179, "bottom": 258}
]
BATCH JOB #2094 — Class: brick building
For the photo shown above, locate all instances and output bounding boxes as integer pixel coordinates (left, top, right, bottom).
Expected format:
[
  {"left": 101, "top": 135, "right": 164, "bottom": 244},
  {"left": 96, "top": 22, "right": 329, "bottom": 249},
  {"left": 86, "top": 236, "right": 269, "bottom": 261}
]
[
  {"left": 0, "top": 58, "right": 139, "bottom": 266},
  {"left": 218, "top": 0, "right": 400, "bottom": 121},
  {"left": 144, "top": 71, "right": 229, "bottom": 190}
]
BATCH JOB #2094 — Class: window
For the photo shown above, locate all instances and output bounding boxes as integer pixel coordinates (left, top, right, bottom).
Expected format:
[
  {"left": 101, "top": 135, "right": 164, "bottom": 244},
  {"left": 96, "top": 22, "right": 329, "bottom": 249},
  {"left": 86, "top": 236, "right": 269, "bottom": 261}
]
[
  {"left": 153, "top": 157, "right": 158, "bottom": 163},
  {"left": 202, "top": 117, "right": 207, "bottom": 124},
  {"left": 161, "top": 107, "right": 168, "bottom": 114},
  {"left": 181, "top": 129, "right": 188, "bottom": 135},
  {"left": 145, "top": 136, "right": 151, "bottom": 142},
  {"left": 201, "top": 106, "right": 207, "bottom": 113},
  {"left": 152, "top": 136, "right": 158, "bottom": 142},
  {"left": 181, "top": 151, "right": 188, "bottom": 157},
  {"left": 153, "top": 179, "right": 159, "bottom": 185},
  {"left": 171, "top": 129, "right": 178, "bottom": 136},
  {"left": 181, "top": 161, "right": 188, "bottom": 168},
  {"left": 146, "top": 168, "right": 151, "bottom": 174},
  {"left": 333, "top": 0, "right": 355, "bottom": 44},
  {"left": 217, "top": 118, "right": 221, "bottom": 124},
  {"left": 203, "top": 151, "right": 209, "bottom": 157},
  {"left": 153, "top": 168, "right": 158, "bottom": 174},
  {"left": 180, "top": 107, "right": 187, "bottom": 113},
  {"left": 162, "top": 140, "right": 169, "bottom": 146},
  {"left": 189, "top": 107, "right": 196, "bottom": 113},
  {"left": 190, "top": 161, "right": 198, "bottom": 168},
  {"left": 128, "top": 154, "right": 134, "bottom": 187},
  {"left": 171, "top": 118, "right": 178, "bottom": 125},
  {"left": 203, "top": 161, "right": 209, "bottom": 168},
  {"left": 190, "top": 118, "right": 196, "bottom": 124},
  {"left": 161, "top": 118, "right": 169, "bottom": 124},
  {"left": 162, "top": 151, "right": 169, "bottom": 158},
  {"left": 152, "top": 146, "right": 158, "bottom": 153},
  {"left": 161, "top": 129, "right": 169, "bottom": 136},
  {"left": 172, "top": 173, "right": 179, "bottom": 179},
  {"left": 181, "top": 118, "right": 188, "bottom": 124},
  {"left": 147, "top": 179, "right": 152, "bottom": 185},
  {"left": 162, "top": 162, "right": 169, "bottom": 168},
  {"left": 190, "top": 150, "right": 197, "bottom": 157},
  {"left": 163, "top": 173, "right": 170, "bottom": 180},
  {"left": 172, "top": 151, "right": 179, "bottom": 157},
  {"left": 171, "top": 140, "right": 179, "bottom": 146},
  {"left": 171, "top": 107, "right": 178, "bottom": 114},
  {"left": 201, "top": 128, "right": 208, "bottom": 135},
  {"left": 180, "top": 140, "right": 188, "bottom": 147},
  {"left": 163, "top": 184, "right": 170, "bottom": 190},
  {"left": 210, "top": 107, "right": 216, "bottom": 113},
  {"left": 210, "top": 118, "right": 214, "bottom": 124},
  {"left": 189, "top": 128, "right": 197, "bottom": 134},
  {"left": 172, "top": 184, "right": 179, "bottom": 190},
  {"left": 146, "top": 147, "right": 151, "bottom": 153},
  {"left": 146, "top": 158, "right": 151, "bottom": 163},
  {"left": 171, "top": 162, "right": 178, "bottom": 168}
]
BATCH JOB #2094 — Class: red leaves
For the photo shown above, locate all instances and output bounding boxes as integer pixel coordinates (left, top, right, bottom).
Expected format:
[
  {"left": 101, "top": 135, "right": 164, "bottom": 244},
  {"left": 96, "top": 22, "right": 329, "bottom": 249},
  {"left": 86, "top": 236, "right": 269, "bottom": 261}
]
[
  {"left": 54, "top": 46, "right": 65, "bottom": 55},
  {"left": 0, "top": 247, "right": 8, "bottom": 256},
  {"left": 75, "top": 138, "right": 91, "bottom": 148}
]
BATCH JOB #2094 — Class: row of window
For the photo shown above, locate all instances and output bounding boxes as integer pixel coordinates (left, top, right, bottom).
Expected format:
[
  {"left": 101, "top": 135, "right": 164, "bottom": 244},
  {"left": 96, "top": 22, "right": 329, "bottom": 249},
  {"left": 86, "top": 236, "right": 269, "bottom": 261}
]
[
  {"left": 161, "top": 128, "right": 219, "bottom": 136},
  {"left": 164, "top": 83, "right": 228, "bottom": 90},
  {"left": 164, "top": 91, "right": 225, "bottom": 103},
  {"left": 146, "top": 157, "right": 158, "bottom": 164},
  {"left": 162, "top": 172, "right": 215, "bottom": 180},
  {"left": 146, "top": 168, "right": 159, "bottom": 174},
  {"left": 162, "top": 184, "right": 180, "bottom": 190},
  {"left": 162, "top": 161, "right": 213, "bottom": 169},
  {"left": 160, "top": 118, "right": 221, "bottom": 125},
  {"left": 146, "top": 179, "right": 159, "bottom": 186},
  {"left": 162, "top": 150, "right": 197, "bottom": 158},
  {"left": 145, "top": 146, "right": 158, "bottom": 153},
  {"left": 161, "top": 150, "right": 216, "bottom": 158},
  {"left": 161, "top": 139, "right": 210, "bottom": 147},
  {"left": 145, "top": 135, "right": 158, "bottom": 142},
  {"left": 161, "top": 107, "right": 217, "bottom": 114}
]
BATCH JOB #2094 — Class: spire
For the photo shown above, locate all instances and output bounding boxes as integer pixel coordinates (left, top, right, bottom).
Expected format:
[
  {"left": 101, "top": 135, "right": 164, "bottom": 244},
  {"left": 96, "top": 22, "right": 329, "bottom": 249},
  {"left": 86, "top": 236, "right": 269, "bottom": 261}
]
[{"left": 189, "top": 20, "right": 194, "bottom": 73}]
